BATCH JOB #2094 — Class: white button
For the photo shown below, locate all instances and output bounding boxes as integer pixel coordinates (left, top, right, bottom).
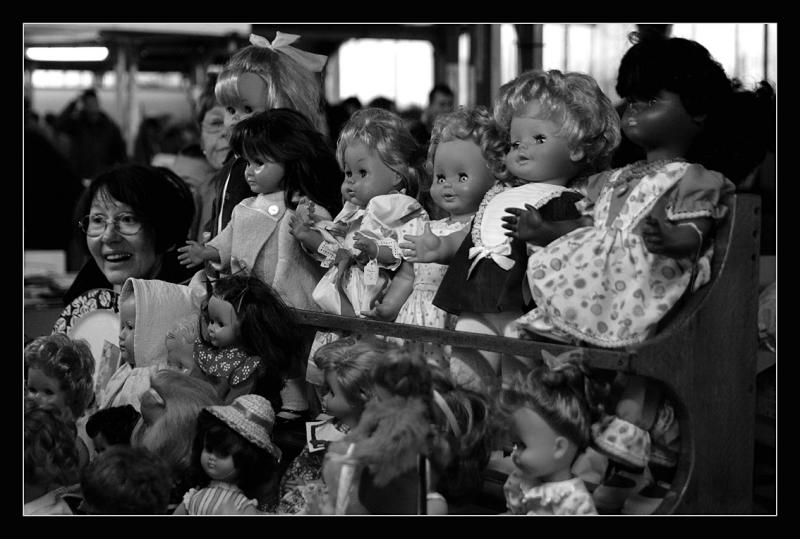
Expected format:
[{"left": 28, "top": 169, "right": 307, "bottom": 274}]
[{"left": 268, "top": 205, "right": 279, "bottom": 216}]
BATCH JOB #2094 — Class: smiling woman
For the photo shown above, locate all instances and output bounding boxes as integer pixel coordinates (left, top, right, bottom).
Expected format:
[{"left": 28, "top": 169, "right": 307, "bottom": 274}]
[{"left": 64, "top": 164, "right": 195, "bottom": 304}]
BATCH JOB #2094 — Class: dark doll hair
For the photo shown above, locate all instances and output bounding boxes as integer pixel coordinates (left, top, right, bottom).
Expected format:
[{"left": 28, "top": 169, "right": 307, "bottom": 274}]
[
  {"left": 80, "top": 446, "right": 172, "bottom": 514},
  {"left": 500, "top": 352, "right": 608, "bottom": 450},
  {"left": 212, "top": 274, "right": 306, "bottom": 411},
  {"left": 371, "top": 345, "right": 433, "bottom": 402},
  {"left": 24, "top": 399, "right": 80, "bottom": 489},
  {"left": 230, "top": 108, "right": 343, "bottom": 216},
  {"left": 86, "top": 405, "right": 141, "bottom": 446},
  {"left": 24, "top": 333, "right": 95, "bottom": 419},
  {"left": 192, "top": 412, "right": 277, "bottom": 497}
]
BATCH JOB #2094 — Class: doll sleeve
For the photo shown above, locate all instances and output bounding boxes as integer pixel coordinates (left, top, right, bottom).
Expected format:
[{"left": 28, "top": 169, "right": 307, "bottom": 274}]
[
  {"left": 207, "top": 212, "right": 235, "bottom": 271},
  {"left": 665, "top": 164, "right": 736, "bottom": 223}
]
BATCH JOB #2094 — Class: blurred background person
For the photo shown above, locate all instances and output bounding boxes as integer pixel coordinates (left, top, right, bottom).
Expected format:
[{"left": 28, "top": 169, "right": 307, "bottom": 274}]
[{"left": 409, "top": 83, "right": 454, "bottom": 147}]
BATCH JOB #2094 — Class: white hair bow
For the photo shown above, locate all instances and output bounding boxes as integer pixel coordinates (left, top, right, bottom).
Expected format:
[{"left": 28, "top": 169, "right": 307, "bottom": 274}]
[{"left": 249, "top": 32, "right": 328, "bottom": 73}]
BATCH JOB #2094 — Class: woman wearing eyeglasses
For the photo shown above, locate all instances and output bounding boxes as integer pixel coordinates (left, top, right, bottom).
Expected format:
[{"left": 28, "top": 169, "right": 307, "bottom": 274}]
[{"left": 64, "top": 164, "right": 195, "bottom": 305}]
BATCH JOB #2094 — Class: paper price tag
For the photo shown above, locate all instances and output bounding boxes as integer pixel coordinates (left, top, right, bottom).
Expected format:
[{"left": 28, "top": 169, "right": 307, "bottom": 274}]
[{"left": 363, "top": 259, "right": 379, "bottom": 286}]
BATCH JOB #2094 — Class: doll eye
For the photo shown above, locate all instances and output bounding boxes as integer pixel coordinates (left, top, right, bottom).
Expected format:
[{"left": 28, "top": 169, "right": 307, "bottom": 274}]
[
  {"left": 510, "top": 141, "right": 520, "bottom": 150},
  {"left": 226, "top": 107, "right": 236, "bottom": 115},
  {"left": 359, "top": 170, "right": 367, "bottom": 178},
  {"left": 458, "top": 173, "right": 469, "bottom": 182},
  {"left": 435, "top": 175, "right": 446, "bottom": 184},
  {"left": 533, "top": 135, "right": 546, "bottom": 144},
  {"left": 243, "top": 106, "right": 254, "bottom": 114}
]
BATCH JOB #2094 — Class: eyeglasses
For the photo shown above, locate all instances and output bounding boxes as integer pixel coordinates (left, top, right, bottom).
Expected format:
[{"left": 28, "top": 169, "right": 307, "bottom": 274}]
[
  {"left": 201, "top": 118, "right": 227, "bottom": 135},
  {"left": 78, "top": 213, "right": 143, "bottom": 237}
]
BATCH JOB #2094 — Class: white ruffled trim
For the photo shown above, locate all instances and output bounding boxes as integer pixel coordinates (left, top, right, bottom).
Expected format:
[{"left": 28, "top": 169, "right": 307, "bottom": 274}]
[
  {"left": 376, "top": 238, "right": 402, "bottom": 270},
  {"left": 318, "top": 241, "right": 339, "bottom": 269}
]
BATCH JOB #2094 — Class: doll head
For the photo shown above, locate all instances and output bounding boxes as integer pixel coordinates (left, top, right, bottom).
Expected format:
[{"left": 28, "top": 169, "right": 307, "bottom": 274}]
[
  {"left": 500, "top": 350, "right": 607, "bottom": 483},
  {"left": 336, "top": 107, "right": 427, "bottom": 206},
  {"left": 426, "top": 106, "right": 505, "bottom": 218},
  {"left": 24, "top": 334, "right": 95, "bottom": 420},
  {"left": 24, "top": 400, "right": 81, "bottom": 499},
  {"left": 165, "top": 316, "right": 199, "bottom": 375},
  {"left": 215, "top": 33, "right": 327, "bottom": 134},
  {"left": 230, "top": 108, "right": 343, "bottom": 215},
  {"left": 371, "top": 345, "right": 433, "bottom": 404},
  {"left": 314, "top": 337, "right": 379, "bottom": 428},
  {"left": 80, "top": 446, "right": 172, "bottom": 514},
  {"left": 86, "top": 404, "right": 141, "bottom": 454},
  {"left": 193, "top": 394, "right": 281, "bottom": 497},
  {"left": 494, "top": 69, "right": 620, "bottom": 184}
]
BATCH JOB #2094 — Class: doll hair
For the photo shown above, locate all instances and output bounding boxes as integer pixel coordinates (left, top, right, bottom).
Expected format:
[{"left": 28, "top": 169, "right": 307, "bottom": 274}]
[
  {"left": 616, "top": 34, "right": 776, "bottom": 185},
  {"left": 167, "top": 315, "right": 200, "bottom": 347},
  {"left": 211, "top": 274, "right": 306, "bottom": 412},
  {"left": 500, "top": 352, "right": 608, "bottom": 451},
  {"left": 192, "top": 412, "right": 278, "bottom": 498},
  {"left": 494, "top": 69, "right": 621, "bottom": 176},
  {"left": 86, "top": 405, "right": 141, "bottom": 448},
  {"left": 24, "top": 334, "right": 95, "bottom": 419},
  {"left": 313, "top": 338, "right": 380, "bottom": 410},
  {"left": 131, "top": 370, "right": 219, "bottom": 484},
  {"left": 336, "top": 107, "right": 427, "bottom": 199},
  {"left": 427, "top": 105, "right": 508, "bottom": 182},
  {"left": 371, "top": 345, "right": 433, "bottom": 402},
  {"left": 215, "top": 42, "right": 326, "bottom": 134},
  {"left": 24, "top": 399, "right": 80, "bottom": 489},
  {"left": 80, "top": 446, "right": 172, "bottom": 514},
  {"left": 230, "top": 108, "right": 343, "bottom": 215}
]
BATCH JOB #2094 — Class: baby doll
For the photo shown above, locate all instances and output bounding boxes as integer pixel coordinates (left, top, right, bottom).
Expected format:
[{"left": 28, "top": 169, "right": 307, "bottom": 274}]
[
  {"left": 193, "top": 274, "right": 305, "bottom": 409},
  {"left": 24, "top": 400, "right": 81, "bottom": 515},
  {"left": 500, "top": 349, "right": 607, "bottom": 515},
  {"left": 179, "top": 108, "right": 342, "bottom": 313},
  {"left": 80, "top": 446, "right": 173, "bottom": 514},
  {"left": 85, "top": 404, "right": 141, "bottom": 455},
  {"left": 130, "top": 369, "right": 220, "bottom": 509},
  {"left": 98, "top": 278, "right": 202, "bottom": 411},
  {"left": 404, "top": 69, "right": 619, "bottom": 392},
  {"left": 173, "top": 394, "right": 282, "bottom": 515},
  {"left": 277, "top": 337, "right": 379, "bottom": 514},
  {"left": 24, "top": 333, "right": 95, "bottom": 468},
  {"left": 392, "top": 106, "right": 500, "bottom": 368}
]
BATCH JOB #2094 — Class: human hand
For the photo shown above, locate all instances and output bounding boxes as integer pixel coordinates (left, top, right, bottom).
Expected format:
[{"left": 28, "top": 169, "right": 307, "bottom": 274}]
[
  {"left": 641, "top": 215, "right": 704, "bottom": 258},
  {"left": 399, "top": 222, "right": 441, "bottom": 263},
  {"left": 177, "top": 241, "right": 206, "bottom": 268},
  {"left": 353, "top": 232, "right": 378, "bottom": 259}
]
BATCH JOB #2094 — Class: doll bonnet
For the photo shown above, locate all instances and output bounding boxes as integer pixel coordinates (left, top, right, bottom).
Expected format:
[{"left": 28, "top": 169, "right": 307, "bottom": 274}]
[{"left": 204, "top": 394, "right": 282, "bottom": 461}]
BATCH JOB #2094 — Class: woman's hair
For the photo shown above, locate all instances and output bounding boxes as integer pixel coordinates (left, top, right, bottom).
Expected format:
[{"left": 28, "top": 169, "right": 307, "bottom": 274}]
[
  {"left": 336, "top": 107, "right": 428, "bottom": 199},
  {"left": 191, "top": 413, "right": 278, "bottom": 497},
  {"left": 86, "top": 405, "right": 141, "bottom": 446},
  {"left": 24, "top": 334, "right": 95, "bottom": 419},
  {"left": 617, "top": 35, "right": 775, "bottom": 184},
  {"left": 80, "top": 446, "right": 172, "bottom": 514},
  {"left": 500, "top": 353, "right": 608, "bottom": 451},
  {"left": 372, "top": 345, "right": 433, "bottom": 401},
  {"left": 24, "top": 400, "right": 80, "bottom": 489},
  {"left": 131, "top": 370, "right": 219, "bottom": 482},
  {"left": 211, "top": 274, "right": 305, "bottom": 412},
  {"left": 314, "top": 338, "right": 380, "bottom": 409},
  {"left": 230, "top": 109, "right": 343, "bottom": 215},
  {"left": 196, "top": 72, "right": 220, "bottom": 127},
  {"left": 215, "top": 43, "right": 326, "bottom": 134},
  {"left": 167, "top": 315, "right": 200, "bottom": 346},
  {"left": 428, "top": 105, "right": 507, "bottom": 182},
  {"left": 74, "top": 164, "right": 195, "bottom": 254},
  {"left": 494, "top": 69, "right": 621, "bottom": 176}
]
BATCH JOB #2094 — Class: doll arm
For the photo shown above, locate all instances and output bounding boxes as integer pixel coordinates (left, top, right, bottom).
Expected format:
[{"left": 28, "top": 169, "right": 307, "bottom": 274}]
[
  {"left": 361, "top": 260, "right": 415, "bottom": 321},
  {"left": 641, "top": 215, "right": 712, "bottom": 259},
  {"left": 352, "top": 232, "right": 402, "bottom": 268},
  {"left": 400, "top": 222, "right": 469, "bottom": 264},
  {"left": 177, "top": 241, "right": 220, "bottom": 268},
  {"left": 223, "top": 376, "right": 258, "bottom": 405},
  {"left": 502, "top": 205, "right": 593, "bottom": 245},
  {"left": 172, "top": 502, "right": 188, "bottom": 515}
]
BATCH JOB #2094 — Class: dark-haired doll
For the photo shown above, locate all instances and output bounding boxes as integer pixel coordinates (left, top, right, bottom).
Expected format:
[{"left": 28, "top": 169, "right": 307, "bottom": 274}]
[{"left": 173, "top": 394, "right": 282, "bottom": 515}]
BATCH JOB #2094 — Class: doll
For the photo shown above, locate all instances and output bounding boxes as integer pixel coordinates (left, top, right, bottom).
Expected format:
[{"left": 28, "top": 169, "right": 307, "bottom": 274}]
[
  {"left": 277, "top": 337, "right": 379, "bottom": 514},
  {"left": 165, "top": 316, "right": 200, "bottom": 375},
  {"left": 173, "top": 394, "right": 282, "bottom": 515},
  {"left": 500, "top": 349, "right": 607, "bottom": 515},
  {"left": 193, "top": 274, "right": 305, "bottom": 409},
  {"left": 392, "top": 106, "right": 499, "bottom": 368},
  {"left": 179, "top": 108, "right": 342, "bottom": 313},
  {"left": 403, "top": 69, "right": 620, "bottom": 392}
]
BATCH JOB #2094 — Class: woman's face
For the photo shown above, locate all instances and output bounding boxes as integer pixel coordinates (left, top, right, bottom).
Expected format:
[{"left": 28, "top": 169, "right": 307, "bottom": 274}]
[
  {"left": 200, "top": 105, "right": 230, "bottom": 170},
  {"left": 86, "top": 190, "right": 162, "bottom": 288}
]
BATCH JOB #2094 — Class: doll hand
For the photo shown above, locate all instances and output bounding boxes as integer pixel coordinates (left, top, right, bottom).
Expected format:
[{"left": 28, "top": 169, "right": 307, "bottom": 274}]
[
  {"left": 641, "top": 215, "right": 704, "bottom": 258},
  {"left": 177, "top": 241, "right": 205, "bottom": 268},
  {"left": 502, "top": 204, "right": 547, "bottom": 242},
  {"left": 399, "top": 222, "right": 440, "bottom": 263},
  {"left": 353, "top": 232, "right": 378, "bottom": 259},
  {"left": 361, "top": 301, "right": 400, "bottom": 321}
]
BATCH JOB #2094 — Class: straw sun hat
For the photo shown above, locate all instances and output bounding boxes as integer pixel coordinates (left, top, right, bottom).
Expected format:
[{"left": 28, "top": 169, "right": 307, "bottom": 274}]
[{"left": 204, "top": 395, "right": 282, "bottom": 461}]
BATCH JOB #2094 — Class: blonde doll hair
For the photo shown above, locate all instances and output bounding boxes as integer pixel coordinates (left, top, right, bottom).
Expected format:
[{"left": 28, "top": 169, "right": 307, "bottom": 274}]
[
  {"left": 215, "top": 44, "right": 326, "bottom": 134},
  {"left": 427, "top": 105, "right": 508, "bottom": 182},
  {"left": 166, "top": 316, "right": 199, "bottom": 346},
  {"left": 314, "top": 338, "right": 381, "bottom": 408},
  {"left": 335, "top": 107, "right": 427, "bottom": 199},
  {"left": 493, "top": 69, "right": 621, "bottom": 175}
]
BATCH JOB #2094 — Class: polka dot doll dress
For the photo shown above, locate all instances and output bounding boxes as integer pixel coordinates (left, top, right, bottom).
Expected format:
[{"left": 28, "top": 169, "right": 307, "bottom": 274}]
[{"left": 512, "top": 160, "right": 734, "bottom": 348}]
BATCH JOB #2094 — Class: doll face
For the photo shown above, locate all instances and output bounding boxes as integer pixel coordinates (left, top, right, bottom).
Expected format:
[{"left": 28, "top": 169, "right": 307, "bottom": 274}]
[
  {"left": 26, "top": 367, "right": 69, "bottom": 414},
  {"left": 243, "top": 151, "right": 286, "bottom": 195},
  {"left": 323, "top": 371, "right": 361, "bottom": 426},
  {"left": 509, "top": 407, "right": 564, "bottom": 482},
  {"left": 341, "top": 142, "right": 402, "bottom": 207},
  {"left": 201, "top": 442, "right": 239, "bottom": 482},
  {"left": 206, "top": 296, "right": 241, "bottom": 349},
  {"left": 622, "top": 90, "right": 701, "bottom": 153},
  {"left": 431, "top": 139, "right": 496, "bottom": 217},
  {"left": 119, "top": 295, "right": 136, "bottom": 367},
  {"left": 224, "top": 72, "right": 268, "bottom": 129},
  {"left": 92, "top": 433, "right": 111, "bottom": 454},
  {"left": 506, "top": 100, "right": 582, "bottom": 186},
  {"left": 165, "top": 334, "right": 195, "bottom": 374}
]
